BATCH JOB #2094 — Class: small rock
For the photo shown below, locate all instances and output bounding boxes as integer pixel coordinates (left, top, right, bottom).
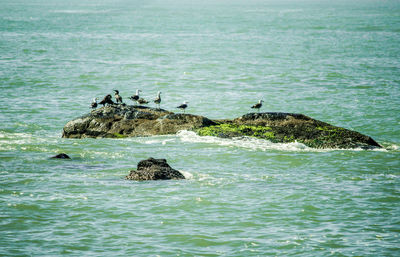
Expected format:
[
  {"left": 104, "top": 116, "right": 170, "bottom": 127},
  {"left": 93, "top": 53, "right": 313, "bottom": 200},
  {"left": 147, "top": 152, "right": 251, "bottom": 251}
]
[{"left": 126, "top": 157, "right": 185, "bottom": 181}]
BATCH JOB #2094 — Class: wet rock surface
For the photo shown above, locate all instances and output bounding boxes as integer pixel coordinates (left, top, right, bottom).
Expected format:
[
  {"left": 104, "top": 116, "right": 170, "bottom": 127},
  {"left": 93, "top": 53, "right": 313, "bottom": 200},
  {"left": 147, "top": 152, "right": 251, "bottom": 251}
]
[{"left": 126, "top": 158, "right": 185, "bottom": 181}]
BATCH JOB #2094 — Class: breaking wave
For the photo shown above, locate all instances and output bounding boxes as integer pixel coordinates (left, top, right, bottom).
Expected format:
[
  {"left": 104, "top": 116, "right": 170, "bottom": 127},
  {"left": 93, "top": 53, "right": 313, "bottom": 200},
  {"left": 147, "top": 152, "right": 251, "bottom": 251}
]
[
  {"left": 176, "top": 130, "right": 393, "bottom": 152},
  {"left": 176, "top": 130, "right": 312, "bottom": 152}
]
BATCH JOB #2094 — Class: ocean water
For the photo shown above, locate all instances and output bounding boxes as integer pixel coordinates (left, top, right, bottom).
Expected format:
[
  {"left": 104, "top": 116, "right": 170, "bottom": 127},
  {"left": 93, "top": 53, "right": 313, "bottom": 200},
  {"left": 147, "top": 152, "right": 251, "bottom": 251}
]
[{"left": 1, "top": 0, "right": 400, "bottom": 256}]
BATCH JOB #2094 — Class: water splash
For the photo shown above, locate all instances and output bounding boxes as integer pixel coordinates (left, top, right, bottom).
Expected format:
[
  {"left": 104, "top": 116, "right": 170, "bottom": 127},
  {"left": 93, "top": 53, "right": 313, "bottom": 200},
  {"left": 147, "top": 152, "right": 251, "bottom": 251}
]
[
  {"left": 176, "top": 130, "right": 311, "bottom": 152},
  {"left": 385, "top": 144, "right": 399, "bottom": 151},
  {"left": 180, "top": 170, "right": 193, "bottom": 180},
  {"left": 175, "top": 130, "right": 394, "bottom": 152}
]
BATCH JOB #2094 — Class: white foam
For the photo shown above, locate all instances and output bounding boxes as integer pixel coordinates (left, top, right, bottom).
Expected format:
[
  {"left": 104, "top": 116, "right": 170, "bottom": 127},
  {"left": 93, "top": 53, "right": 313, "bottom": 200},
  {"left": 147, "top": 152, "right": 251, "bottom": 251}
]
[
  {"left": 179, "top": 170, "right": 193, "bottom": 180},
  {"left": 0, "top": 131, "right": 32, "bottom": 139},
  {"left": 2, "top": 16, "right": 39, "bottom": 22},
  {"left": 176, "top": 130, "right": 313, "bottom": 152},
  {"left": 51, "top": 10, "right": 110, "bottom": 14},
  {"left": 142, "top": 138, "right": 176, "bottom": 145},
  {"left": 386, "top": 144, "right": 399, "bottom": 151},
  {"left": 0, "top": 131, "right": 57, "bottom": 146},
  {"left": 0, "top": 132, "right": 36, "bottom": 145}
]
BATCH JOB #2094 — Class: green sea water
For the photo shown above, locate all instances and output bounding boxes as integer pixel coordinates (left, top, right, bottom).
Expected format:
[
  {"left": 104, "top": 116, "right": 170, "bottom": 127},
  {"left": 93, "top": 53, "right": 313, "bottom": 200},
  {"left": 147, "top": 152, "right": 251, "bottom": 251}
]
[{"left": 1, "top": 0, "right": 400, "bottom": 256}]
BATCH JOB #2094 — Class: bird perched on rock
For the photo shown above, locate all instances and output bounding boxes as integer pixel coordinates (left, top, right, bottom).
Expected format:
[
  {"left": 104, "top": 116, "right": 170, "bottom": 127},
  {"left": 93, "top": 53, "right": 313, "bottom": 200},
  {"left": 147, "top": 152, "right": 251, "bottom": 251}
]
[
  {"left": 114, "top": 90, "right": 123, "bottom": 104},
  {"left": 177, "top": 101, "right": 188, "bottom": 113},
  {"left": 99, "top": 94, "right": 114, "bottom": 106},
  {"left": 91, "top": 97, "right": 98, "bottom": 109},
  {"left": 251, "top": 100, "right": 263, "bottom": 112},
  {"left": 129, "top": 89, "right": 140, "bottom": 104},
  {"left": 137, "top": 98, "right": 149, "bottom": 105},
  {"left": 154, "top": 91, "right": 161, "bottom": 109}
]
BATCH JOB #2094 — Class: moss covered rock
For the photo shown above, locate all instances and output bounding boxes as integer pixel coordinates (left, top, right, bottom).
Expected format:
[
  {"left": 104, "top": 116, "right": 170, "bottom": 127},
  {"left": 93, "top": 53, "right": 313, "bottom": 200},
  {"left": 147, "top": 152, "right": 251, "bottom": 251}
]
[
  {"left": 197, "top": 124, "right": 277, "bottom": 142},
  {"left": 197, "top": 112, "right": 381, "bottom": 149}
]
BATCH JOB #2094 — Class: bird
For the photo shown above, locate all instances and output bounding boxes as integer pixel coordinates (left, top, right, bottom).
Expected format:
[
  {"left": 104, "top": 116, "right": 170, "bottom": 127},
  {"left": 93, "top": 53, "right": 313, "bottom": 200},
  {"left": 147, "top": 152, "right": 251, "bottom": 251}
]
[
  {"left": 177, "top": 101, "right": 188, "bottom": 113},
  {"left": 114, "top": 90, "right": 123, "bottom": 104},
  {"left": 99, "top": 94, "right": 114, "bottom": 106},
  {"left": 137, "top": 98, "right": 149, "bottom": 105},
  {"left": 129, "top": 89, "right": 141, "bottom": 104},
  {"left": 91, "top": 97, "right": 98, "bottom": 109},
  {"left": 153, "top": 91, "right": 161, "bottom": 109},
  {"left": 251, "top": 100, "right": 263, "bottom": 112}
]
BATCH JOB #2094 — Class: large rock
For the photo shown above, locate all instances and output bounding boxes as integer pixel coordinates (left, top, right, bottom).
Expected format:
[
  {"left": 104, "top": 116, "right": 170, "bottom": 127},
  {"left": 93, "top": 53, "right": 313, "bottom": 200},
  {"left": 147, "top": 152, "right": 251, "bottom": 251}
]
[
  {"left": 62, "top": 105, "right": 381, "bottom": 149},
  {"left": 126, "top": 158, "right": 185, "bottom": 181},
  {"left": 62, "top": 105, "right": 216, "bottom": 138},
  {"left": 197, "top": 112, "right": 382, "bottom": 149}
]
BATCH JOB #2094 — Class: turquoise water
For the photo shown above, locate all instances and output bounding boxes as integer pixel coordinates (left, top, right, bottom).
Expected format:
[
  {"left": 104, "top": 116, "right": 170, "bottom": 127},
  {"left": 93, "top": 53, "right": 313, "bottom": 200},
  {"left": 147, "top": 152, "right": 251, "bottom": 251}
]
[{"left": 1, "top": 0, "right": 400, "bottom": 255}]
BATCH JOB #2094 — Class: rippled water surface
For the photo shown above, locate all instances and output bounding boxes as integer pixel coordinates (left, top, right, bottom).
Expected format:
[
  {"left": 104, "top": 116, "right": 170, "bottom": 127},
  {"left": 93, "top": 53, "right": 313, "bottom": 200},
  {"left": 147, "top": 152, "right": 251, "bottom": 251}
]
[{"left": 1, "top": 0, "right": 400, "bottom": 256}]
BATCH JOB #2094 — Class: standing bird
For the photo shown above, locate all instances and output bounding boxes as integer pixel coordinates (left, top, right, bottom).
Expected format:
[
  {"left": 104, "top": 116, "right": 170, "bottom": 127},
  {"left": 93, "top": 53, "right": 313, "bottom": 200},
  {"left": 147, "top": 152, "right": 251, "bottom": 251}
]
[
  {"left": 129, "top": 89, "right": 141, "bottom": 104},
  {"left": 91, "top": 97, "right": 98, "bottom": 109},
  {"left": 177, "top": 101, "right": 188, "bottom": 113},
  {"left": 251, "top": 100, "right": 263, "bottom": 112},
  {"left": 99, "top": 94, "right": 114, "bottom": 106},
  {"left": 153, "top": 91, "right": 161, "bottom": 109},
  {"left": 114, "top": 90, "right": 123, "bottom": 104}
]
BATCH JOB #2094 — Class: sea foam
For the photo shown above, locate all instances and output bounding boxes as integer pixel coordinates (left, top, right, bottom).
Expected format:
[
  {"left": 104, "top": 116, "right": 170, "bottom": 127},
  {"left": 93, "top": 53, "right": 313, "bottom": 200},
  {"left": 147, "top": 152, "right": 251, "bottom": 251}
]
[{"left": 176, "top": 130, "right": 312, "bottom": 152}]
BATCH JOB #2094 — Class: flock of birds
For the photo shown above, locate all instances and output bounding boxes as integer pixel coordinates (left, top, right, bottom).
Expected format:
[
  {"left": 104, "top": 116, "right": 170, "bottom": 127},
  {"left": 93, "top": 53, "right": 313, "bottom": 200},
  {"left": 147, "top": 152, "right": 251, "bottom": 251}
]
[
  {"left": 90, "top": 90, "right": 189, "bottom": 112},
  {"left": 90, "top": 90, "right": 263, "bottom": 113}
]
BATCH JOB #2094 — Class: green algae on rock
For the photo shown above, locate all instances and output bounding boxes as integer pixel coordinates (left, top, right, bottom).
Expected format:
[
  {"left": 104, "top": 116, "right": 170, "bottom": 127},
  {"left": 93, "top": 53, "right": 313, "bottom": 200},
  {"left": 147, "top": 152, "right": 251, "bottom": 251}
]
[
  {"left": 199, "top": 112, "right": 382, "bottom": 149},
  {"left": 197, "top": 124, "right": 277, "bottom": 142}
]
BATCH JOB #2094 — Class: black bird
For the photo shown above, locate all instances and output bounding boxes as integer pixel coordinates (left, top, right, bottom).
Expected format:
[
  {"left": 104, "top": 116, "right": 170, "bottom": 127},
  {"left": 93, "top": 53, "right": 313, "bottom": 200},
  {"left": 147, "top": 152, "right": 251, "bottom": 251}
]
[
  {"left": 114, "top": 90, "right": 123, "bottom": 104},
  {"left": 129, "top": 89, "right": 140, "bottom": 104},
  {"left": 91, "top": 97, "right": 98, "bottom": 109},
  {"left": 251, "top": 100, "right": 263, "bottom": 112},
  {"left": 154, "top": 91, "right": 161, "bottom": 109},
  {"left": 99, "top": 94, "right": 114, "bottom": 106},
  {"left": 177, "top": 101, "right": 188, "bottom": 113}
]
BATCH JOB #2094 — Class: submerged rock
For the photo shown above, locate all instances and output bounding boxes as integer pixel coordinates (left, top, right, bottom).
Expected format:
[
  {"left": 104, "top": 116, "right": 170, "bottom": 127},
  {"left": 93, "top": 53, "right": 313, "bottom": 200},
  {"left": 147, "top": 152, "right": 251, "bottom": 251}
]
[
  {"left": 62, "top": 105, "right": 381, "bottom": 149},
  {"left": 126, "top": 158, "right": 185, "bottom": 181},
  {"left": 50, "top": 153, "right": 71, "bottom": 159}
]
